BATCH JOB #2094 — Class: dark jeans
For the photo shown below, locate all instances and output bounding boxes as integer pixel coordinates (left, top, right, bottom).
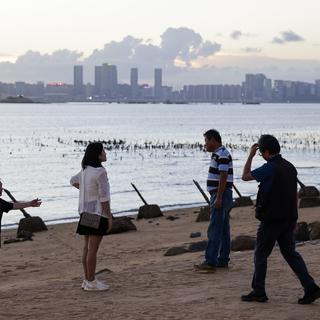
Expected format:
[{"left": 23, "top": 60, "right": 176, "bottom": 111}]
[
  {"left": 252, "top": 221, "right": 315, "bottom": 295},
  {"left": 205, "top": 188, "right": 233, "bottom": 266}
]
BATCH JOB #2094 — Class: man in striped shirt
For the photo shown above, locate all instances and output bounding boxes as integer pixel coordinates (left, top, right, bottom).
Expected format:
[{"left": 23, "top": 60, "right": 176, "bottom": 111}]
[{"left": 195, "top": 129, "right": 233, "bottom": 271}]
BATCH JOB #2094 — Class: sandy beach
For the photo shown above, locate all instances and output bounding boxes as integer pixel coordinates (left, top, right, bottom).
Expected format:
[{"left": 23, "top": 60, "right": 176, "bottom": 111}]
[{"left": 0, "top": 205, "right": 319, "bottom": 320}]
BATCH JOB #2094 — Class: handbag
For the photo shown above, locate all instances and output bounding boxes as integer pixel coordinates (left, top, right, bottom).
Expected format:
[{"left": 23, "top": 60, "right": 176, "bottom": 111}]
[{"left": 79, "top": 212, "right": 101, "bottom": 229}]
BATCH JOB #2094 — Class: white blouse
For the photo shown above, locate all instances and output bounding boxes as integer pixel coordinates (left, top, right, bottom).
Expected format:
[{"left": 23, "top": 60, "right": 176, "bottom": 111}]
[{"left": 70, "top": 166, "right": 110, "bottom": 217}]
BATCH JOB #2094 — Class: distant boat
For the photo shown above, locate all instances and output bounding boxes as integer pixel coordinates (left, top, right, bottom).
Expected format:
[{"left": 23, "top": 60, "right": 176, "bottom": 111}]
[
  {"left": 242, "top": 101, "right": 261, "bottom": 105},
  {"left": 0, "top": 95, "right": 34, "bottom": 103}
]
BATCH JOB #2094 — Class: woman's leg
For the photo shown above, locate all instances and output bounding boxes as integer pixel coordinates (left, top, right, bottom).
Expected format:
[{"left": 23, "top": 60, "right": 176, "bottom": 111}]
[
  {"left": 86, "top": 235, "right": 103, "bottom": 281},
  {"left": 82, "top": 235, "right": 89, "bottom": 280}
]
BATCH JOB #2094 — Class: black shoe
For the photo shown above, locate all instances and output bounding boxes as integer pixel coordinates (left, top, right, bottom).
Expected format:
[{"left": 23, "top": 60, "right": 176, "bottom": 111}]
[
  {"left": 298, "top": 285, "right": 320, "bottom": 304},
  {"left": 216, "top": 263, "right": 229, "bottom": 268},
  {"left": 241, "top": 291, "right": 268, "bottom": 302}
]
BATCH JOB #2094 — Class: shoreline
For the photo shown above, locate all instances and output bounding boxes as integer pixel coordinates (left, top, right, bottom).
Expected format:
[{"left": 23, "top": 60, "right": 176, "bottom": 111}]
[{"left": 1, "top": 201, "right": 207, "bottom": 230}]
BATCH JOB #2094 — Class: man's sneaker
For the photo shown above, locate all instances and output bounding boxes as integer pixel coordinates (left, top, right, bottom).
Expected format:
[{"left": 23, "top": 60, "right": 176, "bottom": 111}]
[
  {"left": 84, "top": 279, "right": 110, "bottom": 291},
  {"left": 81, "top": 280, "right": 88, "bottom": 289},
  {"left": 298, "top": 285, "right": 320, "bottom": 304},
  {"left": 241, "top": 291, "right": 268, "bottom": 302},
  {"left": 216, "top": 263, "right": 229, "bottom": 268},
  {"left": 193, "top": 261, "right": 216, "bottom": 273}
]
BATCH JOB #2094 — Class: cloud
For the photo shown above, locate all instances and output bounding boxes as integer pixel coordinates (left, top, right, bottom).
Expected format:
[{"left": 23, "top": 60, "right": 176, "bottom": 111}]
[
  {"left": 85, "top": 27, "right": 221, "bottom": 69},
  {"left": 272, "top": 30, "right": 304, "bottom": 44},
  {"left": 0, "top": 27, "right": 319, "bottom": 85},
  {"left": 242, "top": 47, "right": 262, "bottom": 53},
  {"left": 230, "top": 30, "right": 243, "bottom": 40},
  {"left": 230, "top": 30, "right": 254, "bottom": 40},
  {"left": 0, "top": 27, "right": 221, "bottom": 83}
]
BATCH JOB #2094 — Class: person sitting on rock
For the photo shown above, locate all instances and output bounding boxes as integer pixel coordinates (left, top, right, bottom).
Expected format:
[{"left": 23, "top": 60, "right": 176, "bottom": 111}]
[{"left": 0, "top": 180, "right": 42, "bottom": 246}]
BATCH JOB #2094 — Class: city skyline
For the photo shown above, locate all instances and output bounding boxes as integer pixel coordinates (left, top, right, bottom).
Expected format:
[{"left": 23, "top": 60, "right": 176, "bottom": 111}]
[
  {"left": 1, "top": 64, "right": 320, "bottom": 104},
  {"left": 1, "top": 1, "right": 320, "bottom": 84}
]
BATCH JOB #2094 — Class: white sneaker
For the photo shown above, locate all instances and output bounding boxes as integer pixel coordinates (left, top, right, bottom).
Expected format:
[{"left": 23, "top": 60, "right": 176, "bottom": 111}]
[
  {"left": 81, "top": 280, "right": 88, "bottom": 289},
  {"left": 84, "top": 279, "right": 110, "bottom": 291}
]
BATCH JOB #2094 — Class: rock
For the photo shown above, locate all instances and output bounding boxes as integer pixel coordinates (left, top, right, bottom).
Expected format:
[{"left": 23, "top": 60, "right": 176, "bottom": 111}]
[
  {"left": 233, "top": 197, "right": 253, "bottom": 208},
  {"left": 16, "top": 230, "right": 33, "bottom": 240},
  {"left": 298, "top": 186, "right": 320, "bottom": 198},
  {"left": 190, "top": 232, "right": 201, "bottom": 238},
  {"left": 295, "top": 222, "right": 310, "bottom": 241},
  {"left": 17, "top": 216, "right": 47, "bottom": 235},
  {"left": 299, "top": 197, "right": 320, "bottom": 208},
  {"left": 164, "top": 246, "right": 189, "bottom": 256},
  {"left": 308, "top": 221, "right": 320, "bottom": 240},
  {"left": 196, "top": 206, "right": 210, "bottom": 222},
  {"left": 188, "top": 240, "right": 208, "bottom": 252},
  {"left": 3, "top": 237, "right": 33, "bottom": 245},
  {"left": 137, "top": 204, "right": 163, "bottom": 219},
  {"left": 108, "top": 216, "right": 137, "bottom": 235},
  {"left": 166, "top": 215, "right": 179, "bottom": 221},
  {"left": 231, "top": 235, "right": 256, "bottom": 251}
]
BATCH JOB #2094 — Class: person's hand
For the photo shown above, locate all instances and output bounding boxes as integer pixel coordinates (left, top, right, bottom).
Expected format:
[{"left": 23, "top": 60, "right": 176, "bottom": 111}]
[
  {"left": 214, "top": 197, "right": 222, "bottom": 209},
  {"left": 249, "top": 143, "right": 259, "bottom": 158},
  {"left": 107, "top": 216, "right": 113, "bottom": 233},
  {"left": 30, "top": 198, "right": 42, "bottom": 207}
]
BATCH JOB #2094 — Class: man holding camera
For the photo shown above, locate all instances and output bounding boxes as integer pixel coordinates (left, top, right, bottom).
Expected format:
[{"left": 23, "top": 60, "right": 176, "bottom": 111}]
[{"left": 241, "top": 134, "right": 320, "bottom": 304}]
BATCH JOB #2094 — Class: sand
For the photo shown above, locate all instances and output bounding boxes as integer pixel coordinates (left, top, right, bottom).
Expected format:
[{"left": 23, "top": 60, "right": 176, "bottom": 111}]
[{"left": 0, "top": 205, "right": 320, "bottom": 320}]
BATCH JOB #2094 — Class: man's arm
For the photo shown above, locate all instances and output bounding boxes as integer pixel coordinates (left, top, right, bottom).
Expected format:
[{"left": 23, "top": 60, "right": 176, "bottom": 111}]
[
  {"left": 242, "top": 143, "right": 259, "bottom": 181},
  {"left": 215, "top": 171, "right": 228, "bottom": 208}
]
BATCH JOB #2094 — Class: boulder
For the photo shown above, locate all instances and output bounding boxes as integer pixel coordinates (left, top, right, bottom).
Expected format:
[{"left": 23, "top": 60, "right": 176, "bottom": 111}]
[
  {"left": 196, "top": 206, "right": 210, "bottom": 222},
  {"left": 190, "top": 232, "right": 201, "bottom": 238},
  {"left": 137, "top": 204, "right": 163, "bottom": 219},
  {"left": 17, "top": 216, "right": 47, "bottom": 235},
  {"left": 233, "top": 197, "right": 253, "bottom": 208},
  {"left": 164, "top": 246, "right": 189, "bottom": 256},
  {"left": 308, "top": 221, "right": 320, "bottom": 240},
  {"left": 166, "top": 215, "right": 179, "bottom": 221},
  {"left": 231, "top": 235, "right": 256, "bottom": 251},
  {"left": 295, "top": 222, "right": 310, "bottom": 242},
  {"left": 299, "top": 197, "right": 320, "bottom": 208},
  {"left": 298, "top": 186, "right": 320, "bottom": 198},
  {"left": 17, "top": 230, "right": 33, "bottom": 240},
  {"left": 188, "top": 240, "right": 208, "bottom": 252},
  {"left": 108, "top": 216, "right": 137, "bottom": 234}
]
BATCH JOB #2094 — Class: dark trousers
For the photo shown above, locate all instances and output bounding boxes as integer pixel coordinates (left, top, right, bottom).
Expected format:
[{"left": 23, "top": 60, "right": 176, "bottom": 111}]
[
  {"left": 205, "top": 189, "right": 233, "bottom": 266},
  {"left": 252, "top": 221, "right": 315, "bottom": 295}
]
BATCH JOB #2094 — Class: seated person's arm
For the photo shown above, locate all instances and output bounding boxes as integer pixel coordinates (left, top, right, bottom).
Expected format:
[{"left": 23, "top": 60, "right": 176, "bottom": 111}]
[{"left": 13, "top": 199, "right": 41, "bottom": 210}]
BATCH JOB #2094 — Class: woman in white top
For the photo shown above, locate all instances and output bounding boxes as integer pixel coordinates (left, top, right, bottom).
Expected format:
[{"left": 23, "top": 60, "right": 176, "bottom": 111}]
[{"left": 70, "top": 142, "right": 113, "bottom": 291}]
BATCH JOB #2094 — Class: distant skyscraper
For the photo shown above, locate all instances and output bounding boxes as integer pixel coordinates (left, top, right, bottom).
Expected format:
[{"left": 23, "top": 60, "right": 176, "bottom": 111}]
[
  {"left": 73, "top": 65, "right": 84, "bottom": 97},
  {"left": 154, "top": 68, "right": 162, "bottom": 99},
  {"left": 130, "top": 68, "right": 139, "bottom": 99},
  {"left": 94, "top": 66, "right": 102, "bottom": 95},
  {"left": 101, "top": 64, "right": 118, "bottom": 97},
  {"left": 316, "top": 80, "right": 320, "bottom": 97},
  {"left": 244, "top": 73, "right": 271, "bottom": 102}
]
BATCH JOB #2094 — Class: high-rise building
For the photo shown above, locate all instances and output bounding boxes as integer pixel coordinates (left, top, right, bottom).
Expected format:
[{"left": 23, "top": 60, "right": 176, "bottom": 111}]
[
  {"left": 130, "top": 68, "right": 139, "bottom": 99},
  {"left": 94, "top": 66, "right": 102, "bottom": 96},
  {"left": 73, "top": 65, "right": 84, "bottom": 97},
  {"left": 316, "top": 80, "right": 320, "bottom": 97},
  {"left": 243, "top": 73, "right": 272, "bottom": 102},
  {"left": 101, "top": 64, "right": 118, "bottom": 97},
  {"left": 154, "top": 68, "right": 162, "bottom": 99}
]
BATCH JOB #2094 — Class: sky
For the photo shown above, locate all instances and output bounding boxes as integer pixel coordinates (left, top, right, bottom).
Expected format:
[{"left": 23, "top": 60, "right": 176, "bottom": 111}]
[{"left": 1, "top": 0, "right": 320, "bottom": 84}]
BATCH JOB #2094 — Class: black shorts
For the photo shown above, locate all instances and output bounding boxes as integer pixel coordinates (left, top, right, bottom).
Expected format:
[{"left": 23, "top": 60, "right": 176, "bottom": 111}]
[{"left": 76, "top": 215, "right": 109, "bottom": 236}]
